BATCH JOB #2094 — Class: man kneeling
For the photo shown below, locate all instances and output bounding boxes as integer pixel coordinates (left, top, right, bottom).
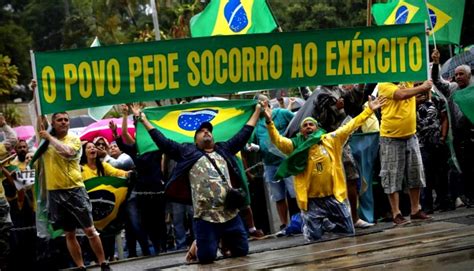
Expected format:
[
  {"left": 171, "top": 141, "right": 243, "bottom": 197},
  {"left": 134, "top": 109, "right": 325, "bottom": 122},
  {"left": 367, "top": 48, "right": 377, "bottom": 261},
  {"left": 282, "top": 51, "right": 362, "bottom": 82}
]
[{"left": 262, "top": 96, "right": 386, "bottom": 241}]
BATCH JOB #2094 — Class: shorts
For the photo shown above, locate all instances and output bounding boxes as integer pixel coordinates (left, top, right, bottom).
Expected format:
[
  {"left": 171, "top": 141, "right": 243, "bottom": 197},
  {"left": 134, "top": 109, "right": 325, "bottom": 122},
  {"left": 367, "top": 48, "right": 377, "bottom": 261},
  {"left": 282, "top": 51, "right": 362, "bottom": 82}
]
[
  {"left": 48, "top": 187, "right": 94, "bottom": 232},
  {"left": 342, "top": 144, "right": 359, "bottom": 181},
  {"left": 379, "top": 136, "right": 425, "bottom": 194},
  {"left": 264, "top": 165, "right": 296, "bottom": 202}
]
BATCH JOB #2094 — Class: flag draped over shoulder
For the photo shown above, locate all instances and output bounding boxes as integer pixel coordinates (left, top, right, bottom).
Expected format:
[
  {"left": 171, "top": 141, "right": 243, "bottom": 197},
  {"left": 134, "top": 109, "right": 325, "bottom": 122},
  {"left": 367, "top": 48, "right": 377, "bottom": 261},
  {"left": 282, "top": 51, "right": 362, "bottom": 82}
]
[
  {"left": 190, "top": 0, "right": 277, "bottom": 37},
  {"left": 84, "top": 176, "right": 128, "bottom": 232},
  {"left": 372, "top": 0, "right": 465, "bottom": 45},
  {"left": 453, "top": 85, "right": 474, "bottom": 125},
  {"left": 349, "top": 132, "right": 380, "bottom": 223},
  {"left": 136, "top": 100, "right": 257, "bottom": 154}
]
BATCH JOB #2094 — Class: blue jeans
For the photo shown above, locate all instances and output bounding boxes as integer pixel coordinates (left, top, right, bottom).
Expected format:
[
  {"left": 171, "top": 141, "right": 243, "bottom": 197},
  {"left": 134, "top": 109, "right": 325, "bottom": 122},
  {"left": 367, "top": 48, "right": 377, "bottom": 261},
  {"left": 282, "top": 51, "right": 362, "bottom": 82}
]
[
  {"left": 170, "top": 202, "right": 193, "bottom": 250},
  {"left": 193, "top": 215, "right": 248, "bottom": 263}
]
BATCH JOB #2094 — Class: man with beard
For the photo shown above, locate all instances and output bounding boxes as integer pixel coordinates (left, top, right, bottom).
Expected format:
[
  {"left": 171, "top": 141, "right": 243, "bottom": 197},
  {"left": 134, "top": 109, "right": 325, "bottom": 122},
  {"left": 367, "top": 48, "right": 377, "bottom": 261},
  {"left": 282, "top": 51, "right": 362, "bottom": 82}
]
[
  {"left": 262, "top": 96, "right": 386, "bottom": 241},
  {"left": 8, "top": 140, "right": 36, "bottom": 269},
  {"left": 136, "top": 104, "right": 261, "bottom": 263}
]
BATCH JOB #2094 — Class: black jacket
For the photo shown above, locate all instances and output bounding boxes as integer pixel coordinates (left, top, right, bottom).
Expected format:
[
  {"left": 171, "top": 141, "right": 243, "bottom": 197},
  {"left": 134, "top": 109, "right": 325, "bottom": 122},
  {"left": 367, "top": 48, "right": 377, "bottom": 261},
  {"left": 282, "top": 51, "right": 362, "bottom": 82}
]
[{"left": 148, "top": 125, "right": 254, "bottom": 204}]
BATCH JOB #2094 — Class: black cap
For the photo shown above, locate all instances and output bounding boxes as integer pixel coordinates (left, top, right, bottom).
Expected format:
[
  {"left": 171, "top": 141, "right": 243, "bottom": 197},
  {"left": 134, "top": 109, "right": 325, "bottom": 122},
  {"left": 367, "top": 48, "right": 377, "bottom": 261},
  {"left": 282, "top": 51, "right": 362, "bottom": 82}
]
[{"left": 195, "top": 121, "right": 213, "bottom": 137}]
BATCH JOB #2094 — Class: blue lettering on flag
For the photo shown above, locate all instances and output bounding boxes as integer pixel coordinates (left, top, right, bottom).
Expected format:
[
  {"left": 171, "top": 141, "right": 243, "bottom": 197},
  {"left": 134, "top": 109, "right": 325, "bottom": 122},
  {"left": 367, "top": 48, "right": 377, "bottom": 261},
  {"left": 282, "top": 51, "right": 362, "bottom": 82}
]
[
  {"left": 178, "top": 109, "right": 218, "bottom": 131},
  {"left": 224, "top": 0, "right": 249, "bottom": 32}
]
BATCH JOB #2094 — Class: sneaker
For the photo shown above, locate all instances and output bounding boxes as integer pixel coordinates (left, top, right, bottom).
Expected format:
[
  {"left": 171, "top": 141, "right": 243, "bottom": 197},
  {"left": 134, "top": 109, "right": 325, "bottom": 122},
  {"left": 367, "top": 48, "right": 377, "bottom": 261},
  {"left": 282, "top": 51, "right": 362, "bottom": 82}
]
[
  {"left": 410, "top": 210, "right": 432, "bottom": 220},
  {"left": 100, "top": 262, "right": 112, "bottom": 271},
  {"left": 393, "top": 214, "right": 410, "bottom": 226},
  {"left": 276, "top": 224, "right": 287, "bottom": 237},
  {"left": 455, "top": 197, "right": 465, "bottom": 208},
  {"left": 248, "top": 229, "right": 265, "bottom": 240},
  {"left": 354, "top": 219, "right": 375, "bottom": 229}
]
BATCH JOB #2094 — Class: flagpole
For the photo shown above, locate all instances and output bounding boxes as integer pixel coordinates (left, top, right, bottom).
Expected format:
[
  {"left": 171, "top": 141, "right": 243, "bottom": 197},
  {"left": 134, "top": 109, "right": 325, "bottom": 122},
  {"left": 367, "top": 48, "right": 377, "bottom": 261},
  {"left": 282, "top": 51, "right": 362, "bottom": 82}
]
[
  {"left": 367, "top": 0, "right": 372, "bottom": 26},
  {"left": 264, "top": 0, "right": 283, "bottom": 32},
  {"left": 150, "top": 0, "right": 161, "bottom": 41},
  {"left": 424, "top": 0, "right": 437, "bottom": 49}
]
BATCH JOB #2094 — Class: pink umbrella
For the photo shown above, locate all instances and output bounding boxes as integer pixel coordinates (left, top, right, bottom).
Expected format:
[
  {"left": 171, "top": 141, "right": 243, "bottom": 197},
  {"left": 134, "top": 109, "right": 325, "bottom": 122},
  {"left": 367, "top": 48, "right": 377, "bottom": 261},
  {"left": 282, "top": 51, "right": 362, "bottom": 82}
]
[
  {"left": 79, "top": 118, "right": 135, "bottom": 143},
  {"left": 13, "top": 125, "right": 35, "bottom": 141}
]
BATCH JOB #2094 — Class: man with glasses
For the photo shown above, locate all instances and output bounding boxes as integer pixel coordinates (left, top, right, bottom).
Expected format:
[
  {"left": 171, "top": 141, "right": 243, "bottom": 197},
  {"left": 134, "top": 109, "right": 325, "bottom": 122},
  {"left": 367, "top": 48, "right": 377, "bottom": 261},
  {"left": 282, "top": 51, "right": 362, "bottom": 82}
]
[{"left": 38, "top": 112, "right": 111, "bottom": 270}]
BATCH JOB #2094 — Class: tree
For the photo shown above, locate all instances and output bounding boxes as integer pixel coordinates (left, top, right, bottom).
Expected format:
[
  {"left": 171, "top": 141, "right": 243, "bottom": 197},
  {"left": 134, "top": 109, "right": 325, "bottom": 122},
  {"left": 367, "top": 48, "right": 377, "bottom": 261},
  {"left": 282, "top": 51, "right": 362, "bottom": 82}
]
[{"left": 0, "top": 55, "right": 19, "bottom": 102}]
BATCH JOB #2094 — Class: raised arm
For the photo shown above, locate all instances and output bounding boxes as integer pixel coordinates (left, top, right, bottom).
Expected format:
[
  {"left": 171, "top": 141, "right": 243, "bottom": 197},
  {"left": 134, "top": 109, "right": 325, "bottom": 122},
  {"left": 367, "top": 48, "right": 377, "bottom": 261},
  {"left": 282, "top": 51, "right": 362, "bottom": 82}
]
[
  {"left": 431, "top": 49, "right": 453, "bottom": 97},
  {"left": 262, "top": 104, "right": 294, "bottom": 155},
  {"left": 332, "top": 96, "right": 386, "bottom": 144},
  {"left": 137, "top": 110, "right": 185, "bottom": 159},
  {"left": 392, "top": 81, "right": 432, "bottom": 100}
]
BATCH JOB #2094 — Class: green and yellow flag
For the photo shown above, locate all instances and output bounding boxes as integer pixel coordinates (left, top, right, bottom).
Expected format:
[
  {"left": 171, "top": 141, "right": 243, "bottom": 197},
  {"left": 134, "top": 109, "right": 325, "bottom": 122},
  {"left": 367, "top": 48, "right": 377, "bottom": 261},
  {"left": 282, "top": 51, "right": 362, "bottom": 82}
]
[
  {"left": 453, "top": 85, "right": 474, "bottom": 125},
  {"left": 84, "top": 176, "right": 128, "bottom": 231},
  {"left": 190, "top": 0, "right": 277, "bottom": 37},
  {"left": 425, "top": 0, "right": 465, "bottom": 45},
  {"left": 372, "top": 0, "right": 428, "bottom": 25},
  {"left": 372, "top": 0, "right": 465, "bottom": 44},
  {"left": 136, "top": 100, "right": 257, "bottom": 154}
]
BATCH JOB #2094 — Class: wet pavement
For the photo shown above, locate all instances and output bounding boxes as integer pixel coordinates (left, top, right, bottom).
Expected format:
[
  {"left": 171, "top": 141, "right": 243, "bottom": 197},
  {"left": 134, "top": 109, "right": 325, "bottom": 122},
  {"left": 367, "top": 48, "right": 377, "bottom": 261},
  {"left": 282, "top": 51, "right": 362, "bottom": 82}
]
[{"left": 88, "top": 207, "right": 474, "bottom": 270}]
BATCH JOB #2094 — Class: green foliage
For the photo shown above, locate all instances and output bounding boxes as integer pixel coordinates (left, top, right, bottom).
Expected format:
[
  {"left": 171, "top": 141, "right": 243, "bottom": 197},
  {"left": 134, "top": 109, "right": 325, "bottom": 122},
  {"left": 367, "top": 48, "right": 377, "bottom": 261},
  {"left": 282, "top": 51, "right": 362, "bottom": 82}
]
[
  {"left": 0, "top": 23, "right": 32, "bottom": 85},
  {"left": 2, "top": 104, "right": 23, "bottom": 127},
  {"left": 0, "top": 55, "right": 19, "bottom": 97}
]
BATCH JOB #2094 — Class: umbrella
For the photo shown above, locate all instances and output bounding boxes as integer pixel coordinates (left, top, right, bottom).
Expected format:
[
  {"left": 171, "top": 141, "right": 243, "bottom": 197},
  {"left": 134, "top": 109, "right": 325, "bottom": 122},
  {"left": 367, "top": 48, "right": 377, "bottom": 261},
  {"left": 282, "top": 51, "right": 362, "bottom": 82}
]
[
  {"left": 70, "top": 115, "right": 96, "bottom": 128},
  {"left": 440, "top": 47, "right": 474, "bottom": 80},
  {"left": 79, "top": 118, "right": 135, "bottom": 143},
  {"left": 190, "top": 96, "right": 228, "bottom": 103},
  {"left": 13, "top": 125, "right": 35, "bottom": 141},
  {"left": 270, "top": 97, "right": 305, "bottom": 111}
]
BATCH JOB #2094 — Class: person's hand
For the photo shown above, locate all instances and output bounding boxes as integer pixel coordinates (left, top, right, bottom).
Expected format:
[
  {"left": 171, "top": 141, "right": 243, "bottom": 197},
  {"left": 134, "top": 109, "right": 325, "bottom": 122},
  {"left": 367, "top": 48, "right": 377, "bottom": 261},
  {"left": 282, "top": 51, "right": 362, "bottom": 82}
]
[
  {"left": 96, "top": 146, "right": 107, "bottom": 157},
  {"left": 130, "top": 103, "right": 142, "bottom": 117},
  {"left": 431, "top": 49, "right": 440, "bottom": 64},
  {"left": 120, "top": 104, "right": 129, "bottom": 116},
  {"left": 29, "top": 79, "right": 37, "bottom": 91},
  {"left": 109, "top": 120, "right": 118, "bottom": 135},
  {"left": 38, "top": 129, "right": 52, "bottom": 141},
  {"left": 260, "top": 102, "right": 272, "bottom": 123},
  {"left": 368, "top": 95, "right": 387, "bottom": 111},
  {"left": 420, "top": 80, "right": 433, "bottom": 91}
]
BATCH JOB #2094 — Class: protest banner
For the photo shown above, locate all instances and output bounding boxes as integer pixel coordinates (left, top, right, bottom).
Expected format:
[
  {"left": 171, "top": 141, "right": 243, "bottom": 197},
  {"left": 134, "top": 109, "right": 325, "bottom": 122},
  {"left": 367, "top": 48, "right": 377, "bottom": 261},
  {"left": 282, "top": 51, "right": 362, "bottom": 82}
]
[{"left": 32, "top": 23, "right": 428, "bottom": 114}]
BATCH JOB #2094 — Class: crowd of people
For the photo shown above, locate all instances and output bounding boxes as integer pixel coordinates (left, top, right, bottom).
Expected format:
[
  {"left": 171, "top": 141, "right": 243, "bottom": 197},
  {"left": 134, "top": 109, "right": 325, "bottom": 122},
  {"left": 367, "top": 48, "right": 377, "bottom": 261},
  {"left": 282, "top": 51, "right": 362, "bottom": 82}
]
[{"left": 0, "top": 49, "right": 472, "bottom": 270}]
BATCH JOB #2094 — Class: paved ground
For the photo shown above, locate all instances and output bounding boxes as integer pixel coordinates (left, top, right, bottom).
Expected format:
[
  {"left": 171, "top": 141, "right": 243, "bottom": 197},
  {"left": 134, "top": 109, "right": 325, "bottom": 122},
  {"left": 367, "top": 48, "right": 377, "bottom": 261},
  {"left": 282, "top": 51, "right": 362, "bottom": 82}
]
[{"left": 87, "top": 206, "right": 474, "bottom": 270}]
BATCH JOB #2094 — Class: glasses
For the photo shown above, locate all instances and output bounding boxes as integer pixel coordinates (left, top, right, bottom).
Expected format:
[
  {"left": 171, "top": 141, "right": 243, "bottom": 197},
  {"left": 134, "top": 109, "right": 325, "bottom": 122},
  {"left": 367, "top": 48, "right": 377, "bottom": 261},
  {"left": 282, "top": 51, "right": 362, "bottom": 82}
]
[
  {"left": 55, "top": 118, "right": 69, "bottom": 122},
  {"left": 95, "top": 143, "right": 107, "bottom": 147}
]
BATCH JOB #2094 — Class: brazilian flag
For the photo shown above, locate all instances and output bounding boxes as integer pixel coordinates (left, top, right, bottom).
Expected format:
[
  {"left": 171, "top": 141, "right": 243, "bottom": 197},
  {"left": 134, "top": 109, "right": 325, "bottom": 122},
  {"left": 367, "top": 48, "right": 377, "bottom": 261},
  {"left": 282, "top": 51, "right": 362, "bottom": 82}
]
[
  {"left": 372, "top": 0, "right": 465, "bottom": 45},
  {"left": 372, "top": 0, "right": 428, "bottom": 25},
  {"left": 84, "top": 176, "right": 128, "bottom": 231},
  {"left": 137, "top": 100, "right": 257, "bottom": 154},
  {"left": 453, "top": 85, "right": 474, "bottom": 125},
  {"left": 190, "top": 0, "right": 277, "bottom": 37}
]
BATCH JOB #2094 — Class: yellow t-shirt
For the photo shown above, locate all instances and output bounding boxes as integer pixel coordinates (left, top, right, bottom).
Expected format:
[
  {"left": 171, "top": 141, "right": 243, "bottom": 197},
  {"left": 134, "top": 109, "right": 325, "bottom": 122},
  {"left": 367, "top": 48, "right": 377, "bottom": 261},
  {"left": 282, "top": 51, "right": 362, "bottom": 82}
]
[
  {"left": 268, "top": 107, "right": 374, "bottom": 211},
  {"left": 378, "top": 82, "right": 416, "bottom": 138},
  {"left": 44, "top": 134, "right": 83, "bottom": 190},
  {"left": 81, "top": 162, "right": 128, "bottom": 180}
]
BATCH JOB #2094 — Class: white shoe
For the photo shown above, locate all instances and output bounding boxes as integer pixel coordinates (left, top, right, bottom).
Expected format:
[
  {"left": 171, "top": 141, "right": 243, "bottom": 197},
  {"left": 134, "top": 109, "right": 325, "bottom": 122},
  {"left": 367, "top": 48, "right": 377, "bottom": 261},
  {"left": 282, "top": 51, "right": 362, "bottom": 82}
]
[
  {"left": 354, "top": 219, "right": 375, "bottom": 229},
  {"left": 455, "top": 197, "right": 465, "bottom": 208}
]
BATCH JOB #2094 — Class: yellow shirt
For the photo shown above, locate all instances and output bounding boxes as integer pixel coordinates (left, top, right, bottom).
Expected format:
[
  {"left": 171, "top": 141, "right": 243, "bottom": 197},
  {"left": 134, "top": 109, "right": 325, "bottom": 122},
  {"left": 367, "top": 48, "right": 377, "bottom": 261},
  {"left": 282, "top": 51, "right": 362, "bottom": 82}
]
[
  {"left": 81, "top": 162, "right": 128, "bottom": 180},
  {"left": 378, "top": 82, "right": 416, "bottom": 138},
  {"left": 44, "top": 134, "right": 83, "bottom": 190},
  {"left": 268, "top": 107, "right": 374, "bottom": 211}
]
